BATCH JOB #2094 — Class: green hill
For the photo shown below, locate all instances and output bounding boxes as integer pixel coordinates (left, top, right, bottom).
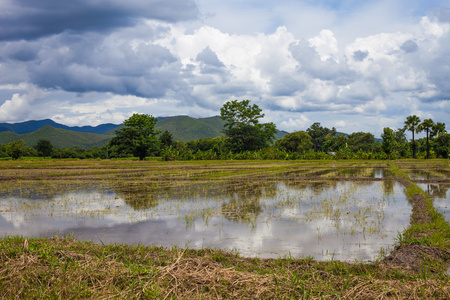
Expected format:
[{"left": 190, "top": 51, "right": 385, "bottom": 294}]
[
  {"left": 0, "top": 116, "right": 288, "bottom": 148},
  {"left": 0, "top": 119, "right": 119, "bottom": 134},
  {"left": 155, "top": 116, "right": 225, "bottom": 142},
  {"left": 154, "top": 116, "right": 287, "bottom": 142},
  {"left": 0, "top": 131, "right": 22, "bottom": 143},
  {"left": 0, "top": 126, "right": 114, "bottom": 149}
]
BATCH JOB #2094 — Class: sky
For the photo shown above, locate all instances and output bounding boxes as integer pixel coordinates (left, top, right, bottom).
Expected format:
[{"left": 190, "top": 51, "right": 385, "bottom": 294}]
[{"left": 0, "top": 0, "right": 449, "bottom": 137}]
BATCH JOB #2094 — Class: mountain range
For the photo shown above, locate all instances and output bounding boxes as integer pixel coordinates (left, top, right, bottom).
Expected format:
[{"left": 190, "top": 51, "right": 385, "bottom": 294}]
[
  {"left": 0, "top": 119, "right": 118, "bottom": 135},
  {"left": 0, "top": 116, "right": 288, "bottom": 149}
]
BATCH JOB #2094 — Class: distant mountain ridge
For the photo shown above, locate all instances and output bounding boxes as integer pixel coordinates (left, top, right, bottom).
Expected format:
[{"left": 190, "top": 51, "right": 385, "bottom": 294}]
[
  {"left": 0, "top": 116, "right": 289, "bottom": 148},
  {"left": 0, "top": 119, "right": 119, "bottom": 135}
]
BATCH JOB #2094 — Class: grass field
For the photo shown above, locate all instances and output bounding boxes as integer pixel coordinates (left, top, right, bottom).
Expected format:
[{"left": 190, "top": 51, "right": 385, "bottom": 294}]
[{"left": 0, "top": 159, "right": 449, "bottom": 299}]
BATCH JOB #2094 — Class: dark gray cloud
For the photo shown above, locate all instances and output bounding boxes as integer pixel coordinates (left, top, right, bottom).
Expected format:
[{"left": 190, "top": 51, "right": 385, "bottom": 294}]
[
  {"left": 426, "top": 37, "right": 450, "bottom": 99},
  {"left": 195, "top": 47, "right": 226, "bottom": 75},
  {"left": 269, "top": 74, "right": 306, "bottom": 97},
  {"left": 0, "top": 31, "right": 187, "bottom": 98},
  {"left": 2, "top": 41, "right": 38, "bottom": 61},
  {"left": 211, "top": 81, "right": 255, "bottom": 95},
  {"left": 196, "top": 47, "right": 224, "bottom": 67},
  {"left": 353, "top": 50, "right": 369, "bottom": 61},
  {"left": 400, "top": 40, "right": 418, "bottom": 53},
  {"left": 0, "top": 0, "right": 199, "bottom": 41}
]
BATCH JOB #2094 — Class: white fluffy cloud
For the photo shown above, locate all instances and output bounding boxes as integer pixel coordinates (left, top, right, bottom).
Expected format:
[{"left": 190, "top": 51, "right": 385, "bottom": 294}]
[{"left": 0, "top": 85, "right": 47, "bottom": 122}]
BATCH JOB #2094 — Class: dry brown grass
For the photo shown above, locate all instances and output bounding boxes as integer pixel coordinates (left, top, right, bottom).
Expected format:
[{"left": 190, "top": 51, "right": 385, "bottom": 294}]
[{"left": 0, "top": 236, "right": 449, "bottom": 299}]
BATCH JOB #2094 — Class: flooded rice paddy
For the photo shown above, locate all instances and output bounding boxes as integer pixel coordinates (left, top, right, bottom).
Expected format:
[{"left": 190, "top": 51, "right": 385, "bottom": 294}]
[
  {"left": 400, "top": 161, "right": 450, "bottom": 223},
  {"left": 406, "top": 169, "right": 450, "bottom": 181},
  {"left": 418, "top": 183, "right": 450, "bottom": 222},
  {"left": 0, "top": 169, "right": 411, "bottom": 262}
]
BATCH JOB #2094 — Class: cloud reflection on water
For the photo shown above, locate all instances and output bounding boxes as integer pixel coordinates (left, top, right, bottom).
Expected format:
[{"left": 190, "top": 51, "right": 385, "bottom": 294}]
[
  {"left": 0, "top": 180, "right": 411, "bottom": 261},
  {"left": 417, "top": 183, "right": 450, "bottom": 222}
]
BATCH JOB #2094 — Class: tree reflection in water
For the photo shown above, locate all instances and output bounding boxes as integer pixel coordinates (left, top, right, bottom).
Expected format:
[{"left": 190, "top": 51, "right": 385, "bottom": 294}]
[
  {"left": 383, "top": 180, "right": 394, "bottom": 196},
  {"left": 424, "top": 184, "right": 449, "bottom": 199},
  {"left": 221, "top": 181, "right": 274, "bottom": 224},
  {"left": 111, "top": 181, "right": 159, "bottom": 210}
]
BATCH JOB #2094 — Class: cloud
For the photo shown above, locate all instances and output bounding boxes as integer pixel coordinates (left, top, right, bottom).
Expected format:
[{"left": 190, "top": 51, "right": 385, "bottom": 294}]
[
  {"left": 195, "top": 46, "right": 226, "bottom": 76},
  {"left": 337, "top": 80, "right": 381, "bottom": 102},
  {"left": 280, "top": 115, "right": 310, "bottom": 130},
  {"left": 430, "top": 7, "right": 450, "bottom": 23},
  {"left": 0, "top": 85, "right": 47, "bottom": 122},
  {"left": 289, "top": 38, "right": 355, "bottom": 85},
  {"left": 400, "top": 40, "right": 419, "bottom": 53},
  {"left": 269, "top": 74, "right": 307, "bottom": 97},
  {"left": 353, "top": 50, "right": 369, "bottom": 61},
  {"left": 417, "top": 19, "right": 450, "bottom": 100},
  {"left": 0, "top": 2, "right": 449, "bottom": 137},
  {"left": 1, "top": 29, "right": 189, "bottom": 99},
  {"left": 0, "top": 0, "right": 199, "bottom": 41},
  {"left": 308, "top": 29, "right": 339, "bottom": 61},
  {"left": 354, "top": 97, "right": 387, "bottom": 114},
  {"left": 196, "top": 47, "right": 225, "bottom": 68},
  {"left": 2, "top": 41, "right": 38, "bottom": 61}
]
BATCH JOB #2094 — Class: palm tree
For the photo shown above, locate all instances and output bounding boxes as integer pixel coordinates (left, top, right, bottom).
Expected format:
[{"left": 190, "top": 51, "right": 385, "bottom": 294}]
[
  {"left": 419, "top": 118, "right": 435, "bottom": 159},
  {"left": 404, "top": 115, "right": 421, "bottom": 159},
  {"left": 432, "top": 122, "right": 446, "bottom": 138}
]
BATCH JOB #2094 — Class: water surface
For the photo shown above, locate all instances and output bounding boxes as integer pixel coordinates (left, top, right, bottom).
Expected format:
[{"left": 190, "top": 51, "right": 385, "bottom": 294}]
[
  {"left": 417, "top": 183, "right": 450, "bottom": 222},
  {"left": 0, "top": 179, "right": 411, "bottom": 262}
]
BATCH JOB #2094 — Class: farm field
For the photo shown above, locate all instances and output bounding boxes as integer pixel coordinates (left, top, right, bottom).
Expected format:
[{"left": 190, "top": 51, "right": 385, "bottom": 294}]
[{"left": 0, "top": 159, "right": 449, "bottom": 298}]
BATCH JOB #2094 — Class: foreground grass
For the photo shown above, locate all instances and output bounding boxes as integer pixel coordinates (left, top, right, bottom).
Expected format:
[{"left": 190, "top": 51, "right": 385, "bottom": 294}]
[
  {"left": 0, "top": 236, "right": 449, "bottom": 299},
  {"left": 0, "top": 159, "right": 449, "bottom": 298}
]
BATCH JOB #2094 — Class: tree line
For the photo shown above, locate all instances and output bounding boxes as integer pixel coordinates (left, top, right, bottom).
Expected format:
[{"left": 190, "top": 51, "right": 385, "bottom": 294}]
[{"left": 0, "top": 100, "right": 448, "bottom": 160}]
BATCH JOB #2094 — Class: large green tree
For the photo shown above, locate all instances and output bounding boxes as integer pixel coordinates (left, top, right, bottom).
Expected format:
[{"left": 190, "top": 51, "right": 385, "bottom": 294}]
[
  {"left": 403, "top": 115, "right": 421, "bottom": 159},
  {"left": 110, "top": 114, "right": 160, "bottom": 160},
  {"left": 220, "top": 100, "right": 276, "bottom": 152},
  {"left": 0, "top": 144, "right": 7, "bottom": 158},
  {"left": 395, "top": 128, "right": 410, "bottom": 157},
  {"left": 347, "top": 132, "right": 378, "bottom": 152},
  {"left": 431, "top": 122, "right": 447, "bottom": 158},
  {"left": 306, "top": 123, "right": 335, "bottom": 152},
  {"left": 381, "top": 127, "right": 407, "bottom": 159},
  {"left": 419, "top": 118, "right": 435, "bottom": 159},
  {"left": 275, "top": 131, "right": 312, "bottom": 154},
  {"left": 323, "top": 133, "right": 347, "bottom": 152},
  {"left": 35, "top": 139, "right": 53, "bottom": 158},
  {"left": 434, "top": 133, "right": 450, "bottom": 158},
  {"left": 6, "top": 140, "right": 27, "bottom": 160},
  {"left": 159, "top": 130, "right": 174, "bottom": 150}
]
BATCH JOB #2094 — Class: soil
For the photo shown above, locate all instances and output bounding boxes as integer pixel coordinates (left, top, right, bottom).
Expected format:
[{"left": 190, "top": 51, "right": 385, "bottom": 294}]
[
  {"left": 383, "top": 244, "right": 450, "bottom": 273},
  {"left": 413, "top": 179, "right": 450, "bottom": 184},
  {"left": 410, "top": 193, "right": 432, "bottom": 225}
]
